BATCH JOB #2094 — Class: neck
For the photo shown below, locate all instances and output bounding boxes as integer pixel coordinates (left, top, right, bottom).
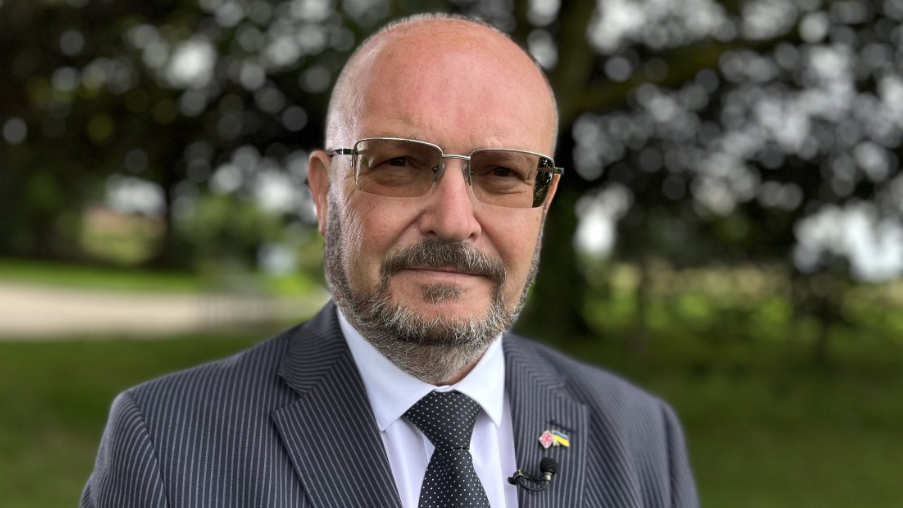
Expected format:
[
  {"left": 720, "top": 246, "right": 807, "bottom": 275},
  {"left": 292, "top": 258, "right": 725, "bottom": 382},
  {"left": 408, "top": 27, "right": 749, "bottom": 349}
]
[
  {"left": 377, "top": 341, "right": 489, "bottom": 386},
  {"left": 430, "top": 357, "right": 480, "bottom": 386}
]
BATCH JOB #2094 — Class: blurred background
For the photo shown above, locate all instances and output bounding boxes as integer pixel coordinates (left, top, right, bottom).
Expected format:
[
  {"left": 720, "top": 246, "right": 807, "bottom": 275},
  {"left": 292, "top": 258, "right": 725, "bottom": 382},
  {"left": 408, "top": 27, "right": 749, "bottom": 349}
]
[{"left": 2, "top": 0, "right": 903, "bottom": 506}]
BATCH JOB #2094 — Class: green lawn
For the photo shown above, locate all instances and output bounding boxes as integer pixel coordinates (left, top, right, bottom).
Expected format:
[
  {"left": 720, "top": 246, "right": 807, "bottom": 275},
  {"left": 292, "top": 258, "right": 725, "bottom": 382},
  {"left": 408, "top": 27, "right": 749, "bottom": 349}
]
[
  {"left": 0, "top": 258, "right": 323, "bottom": 297},
  {"left": 555, "top": 331, "right": 903, "bottom": 508},
  {"left": 0, "top": 258, "right": 204, "bottom": 293},
  {"left": 2, "top": 331, "right": 901, "bottom": 508},
  {"left": 0, "top": 335, "right": 262, "bottom": 508}
]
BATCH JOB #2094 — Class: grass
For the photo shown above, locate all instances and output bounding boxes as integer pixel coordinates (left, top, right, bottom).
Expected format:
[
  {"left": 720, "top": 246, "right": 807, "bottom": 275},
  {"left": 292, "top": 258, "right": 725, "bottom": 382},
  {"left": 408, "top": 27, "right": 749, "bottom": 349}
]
[
  {"left": 553, "top": 328, "right": 903, "bottom": 508},
  {"left": 0, "top": 335, "right": 262, "bottom": 508},
  {"left": 0, "top": 258, "right": 204, "bottom": 293},
  {"left": 0, "top": 257, "right": 324, "bottom": 297},
  {"left": 2, "top": 329, "right": 902, "bottom": 508}
]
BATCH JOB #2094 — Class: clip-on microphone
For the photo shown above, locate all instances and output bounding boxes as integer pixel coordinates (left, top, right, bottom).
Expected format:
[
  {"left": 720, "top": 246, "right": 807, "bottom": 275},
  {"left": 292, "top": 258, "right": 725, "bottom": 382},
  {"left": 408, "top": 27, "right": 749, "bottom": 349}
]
[{"left": 507, "top": 457, "right": 558, "bottom": 492}]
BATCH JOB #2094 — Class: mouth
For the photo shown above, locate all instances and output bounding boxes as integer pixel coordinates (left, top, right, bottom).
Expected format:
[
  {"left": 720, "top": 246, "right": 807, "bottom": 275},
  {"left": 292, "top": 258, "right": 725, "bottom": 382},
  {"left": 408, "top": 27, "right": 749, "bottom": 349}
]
[{"left": 405, "top": 266, "right": 484, "bottom": 277}]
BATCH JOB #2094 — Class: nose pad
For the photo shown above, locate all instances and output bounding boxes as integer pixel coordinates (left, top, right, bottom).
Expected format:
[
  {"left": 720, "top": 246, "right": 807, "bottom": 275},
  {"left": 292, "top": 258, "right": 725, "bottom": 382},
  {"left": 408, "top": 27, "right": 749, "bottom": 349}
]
[
  {"left": 428, "top": 158, "right": 487, "bottom": 214},
  {"left": 462, "top": 161, "right": 473, "bottom": 186},
  {"left": 432, "top": 159, "right": 473, "bottom": 187}
]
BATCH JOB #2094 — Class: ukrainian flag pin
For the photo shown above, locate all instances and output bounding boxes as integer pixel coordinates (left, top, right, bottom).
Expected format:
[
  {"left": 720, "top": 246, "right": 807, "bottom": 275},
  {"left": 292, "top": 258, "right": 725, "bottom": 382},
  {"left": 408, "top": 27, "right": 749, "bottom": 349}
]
[{"left": 551, "top": 430, "right": 570, "bottom": 448}]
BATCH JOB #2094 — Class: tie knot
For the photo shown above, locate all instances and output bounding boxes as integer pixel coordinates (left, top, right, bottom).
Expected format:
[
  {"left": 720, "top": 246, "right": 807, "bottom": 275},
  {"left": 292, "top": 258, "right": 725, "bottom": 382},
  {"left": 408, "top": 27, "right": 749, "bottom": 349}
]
[{"left": 405, "top": 391, "right": 481, "bottom": 450}]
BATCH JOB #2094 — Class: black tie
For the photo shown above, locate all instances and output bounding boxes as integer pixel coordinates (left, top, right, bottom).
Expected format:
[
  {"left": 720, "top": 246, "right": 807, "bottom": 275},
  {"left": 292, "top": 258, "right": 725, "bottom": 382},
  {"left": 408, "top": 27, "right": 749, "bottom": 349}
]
[{"left": 404, "top": 390, "right": 491, "bottom": 508}]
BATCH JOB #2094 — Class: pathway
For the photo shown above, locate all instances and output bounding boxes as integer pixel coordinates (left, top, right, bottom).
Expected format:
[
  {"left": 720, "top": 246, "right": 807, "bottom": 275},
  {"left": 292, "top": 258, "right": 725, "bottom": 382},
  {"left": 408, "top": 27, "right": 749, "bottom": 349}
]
[{"left": 0, "top": 282, "right": 329, "bottom": 338}]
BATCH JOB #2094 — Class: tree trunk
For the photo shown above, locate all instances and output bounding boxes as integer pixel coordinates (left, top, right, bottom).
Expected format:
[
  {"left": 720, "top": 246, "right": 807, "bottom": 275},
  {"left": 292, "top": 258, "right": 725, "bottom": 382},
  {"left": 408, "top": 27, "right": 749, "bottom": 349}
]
[
  {"left": 515, "top": 127, "right": 591, "bottom": 342},
  {"left": 145, "top": 124, "right": 195, "bottom": 271}
]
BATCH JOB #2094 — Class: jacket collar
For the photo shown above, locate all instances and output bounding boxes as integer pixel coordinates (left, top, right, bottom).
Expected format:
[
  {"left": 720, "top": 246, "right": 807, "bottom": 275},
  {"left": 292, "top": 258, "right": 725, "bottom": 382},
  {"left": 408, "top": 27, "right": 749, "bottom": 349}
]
[
  {"left": 271, "top": 303, "right": 588, "bottom": 508},
  {"left": 272, "top": 302, "right": 402, "bottom": 508},
  {"left": 504, "top": 334, "right": 588, "bottom": 508}
]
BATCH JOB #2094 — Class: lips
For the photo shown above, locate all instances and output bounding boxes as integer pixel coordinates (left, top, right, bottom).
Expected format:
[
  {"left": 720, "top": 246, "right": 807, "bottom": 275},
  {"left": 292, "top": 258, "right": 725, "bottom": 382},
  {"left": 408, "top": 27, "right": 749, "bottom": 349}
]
[{"left": 407, "top": 266, "right": 483, "bottom": 276}]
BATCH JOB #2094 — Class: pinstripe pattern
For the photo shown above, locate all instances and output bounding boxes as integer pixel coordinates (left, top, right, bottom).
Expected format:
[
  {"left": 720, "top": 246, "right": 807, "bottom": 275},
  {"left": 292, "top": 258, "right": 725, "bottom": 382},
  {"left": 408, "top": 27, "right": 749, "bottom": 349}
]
[
  {"left": 272, "top": 309, "right": 401, "bottom": 508},
  {"left": 81, "top": 302, "right": 697, "bottom": 507},
  {"left": 505, "top": 336, "right": 698, "bottom": 508}
]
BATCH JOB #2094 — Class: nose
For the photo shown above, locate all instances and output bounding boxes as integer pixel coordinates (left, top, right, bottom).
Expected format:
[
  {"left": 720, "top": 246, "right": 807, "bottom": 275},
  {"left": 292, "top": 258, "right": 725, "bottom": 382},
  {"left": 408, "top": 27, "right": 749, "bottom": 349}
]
[{"left": 417, "top": 158, "right": 482, "bottom": 242}]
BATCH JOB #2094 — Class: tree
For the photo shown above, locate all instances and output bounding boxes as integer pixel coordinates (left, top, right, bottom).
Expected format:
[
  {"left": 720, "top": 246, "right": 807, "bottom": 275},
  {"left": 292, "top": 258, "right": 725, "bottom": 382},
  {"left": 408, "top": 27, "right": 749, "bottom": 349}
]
[
  {"left": 515, "top": 0, "right": 903, "bottom": 359},
  {"left": 4, "top": 0, "right": 902, "bottom": 360}
]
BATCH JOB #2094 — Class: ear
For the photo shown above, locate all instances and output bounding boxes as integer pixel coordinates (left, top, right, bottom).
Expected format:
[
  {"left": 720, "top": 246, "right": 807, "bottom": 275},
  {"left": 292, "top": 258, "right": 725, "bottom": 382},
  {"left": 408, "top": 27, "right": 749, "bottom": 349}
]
[{"left": 307, "top": 150, "right": 332, "bottom": 236}]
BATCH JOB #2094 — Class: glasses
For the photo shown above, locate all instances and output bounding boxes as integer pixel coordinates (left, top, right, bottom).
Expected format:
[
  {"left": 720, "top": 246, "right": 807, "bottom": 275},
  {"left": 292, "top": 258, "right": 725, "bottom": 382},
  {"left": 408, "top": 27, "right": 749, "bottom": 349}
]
[{"left": 327, "top": 137, "right": 564, "bottom": 208}]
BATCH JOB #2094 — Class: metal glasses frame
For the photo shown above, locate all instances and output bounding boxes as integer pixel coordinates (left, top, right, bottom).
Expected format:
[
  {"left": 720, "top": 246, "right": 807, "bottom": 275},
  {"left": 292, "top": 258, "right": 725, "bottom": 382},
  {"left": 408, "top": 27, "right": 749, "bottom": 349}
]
[{"left": 327, "top": 137, "right": 564, "bottom": 208}]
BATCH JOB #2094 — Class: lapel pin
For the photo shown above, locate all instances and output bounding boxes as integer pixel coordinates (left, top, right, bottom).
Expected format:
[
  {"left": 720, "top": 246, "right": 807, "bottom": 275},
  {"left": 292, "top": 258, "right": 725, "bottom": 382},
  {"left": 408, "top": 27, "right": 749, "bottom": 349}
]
[
  {"left": 539, "top": 430, "right": 554, "bottom": 449},
  {"left": 539, "top": 429, "right": 571, "bottom": 448},
  {"left": 551, "top": 430, "right": 570, "bottom": 448}
]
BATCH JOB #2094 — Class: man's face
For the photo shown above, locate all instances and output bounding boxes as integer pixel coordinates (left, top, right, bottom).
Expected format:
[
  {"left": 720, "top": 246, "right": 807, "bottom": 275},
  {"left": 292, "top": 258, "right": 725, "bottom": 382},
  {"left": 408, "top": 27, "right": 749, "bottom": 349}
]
[{"left": 308, "top": 23, "right": 558, "bottom": 379}]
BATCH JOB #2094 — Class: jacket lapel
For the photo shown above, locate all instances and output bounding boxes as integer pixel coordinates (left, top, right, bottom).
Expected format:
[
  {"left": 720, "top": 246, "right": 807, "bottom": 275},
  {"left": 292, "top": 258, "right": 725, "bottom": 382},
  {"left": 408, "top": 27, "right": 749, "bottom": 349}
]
[
  {"left": 271, "top": 303, "right": 402, "bottom": 508},
  {"left": 505, "top": 335, "right": 588, "bottom": 508}
]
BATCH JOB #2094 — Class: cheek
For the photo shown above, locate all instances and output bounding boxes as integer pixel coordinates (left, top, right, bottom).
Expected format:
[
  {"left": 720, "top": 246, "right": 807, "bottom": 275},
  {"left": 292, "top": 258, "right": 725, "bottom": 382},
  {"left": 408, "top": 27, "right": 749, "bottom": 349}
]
[
  {"left": 342, "top": 195, "right": 418, "bottom": 288},
  {"left": 349, "top": 229, "right": 388, "bottom": 286},
  {"left": 341, "top": 213, "right": 377, "bottom": 290},
  {"left": 331, "top": 189, "right": 371, "bottom": 288},
  {"left": 486, "top": 213, "right": 544, "bottom": 293}
]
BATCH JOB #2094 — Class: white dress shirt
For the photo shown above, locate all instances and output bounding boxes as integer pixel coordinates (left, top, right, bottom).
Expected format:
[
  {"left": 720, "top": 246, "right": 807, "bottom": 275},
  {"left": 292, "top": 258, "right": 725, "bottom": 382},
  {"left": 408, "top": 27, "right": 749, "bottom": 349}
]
[{"left": 339, "top": 310, "right": 519, "bottom": 508}]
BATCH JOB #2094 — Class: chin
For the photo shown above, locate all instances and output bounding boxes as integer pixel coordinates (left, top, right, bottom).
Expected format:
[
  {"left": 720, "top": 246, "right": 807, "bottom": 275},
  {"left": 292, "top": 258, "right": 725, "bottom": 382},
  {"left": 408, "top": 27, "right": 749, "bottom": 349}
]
[
  {"left": 408, "top": 304, "right": 488, "bottom": 325},
  {"left": 335, "top": 269, "right": 518, "bottom": 383},
  {"left": 391, "top": 284, "right": 495, "bottom": 319}
]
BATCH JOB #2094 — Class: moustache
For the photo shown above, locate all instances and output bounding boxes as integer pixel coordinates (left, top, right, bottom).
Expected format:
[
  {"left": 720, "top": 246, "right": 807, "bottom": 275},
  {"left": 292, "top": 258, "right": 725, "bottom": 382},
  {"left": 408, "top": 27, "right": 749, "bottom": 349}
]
[{"left": 381, "top": 239, "right": 507, "bottom": 286}]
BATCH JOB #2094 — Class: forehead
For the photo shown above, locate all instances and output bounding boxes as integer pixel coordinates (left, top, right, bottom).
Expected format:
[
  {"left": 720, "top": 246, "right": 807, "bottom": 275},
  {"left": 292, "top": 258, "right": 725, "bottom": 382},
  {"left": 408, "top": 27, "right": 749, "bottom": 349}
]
[{"left": 347, "top": 22, "right": 556, "bottom": 154}]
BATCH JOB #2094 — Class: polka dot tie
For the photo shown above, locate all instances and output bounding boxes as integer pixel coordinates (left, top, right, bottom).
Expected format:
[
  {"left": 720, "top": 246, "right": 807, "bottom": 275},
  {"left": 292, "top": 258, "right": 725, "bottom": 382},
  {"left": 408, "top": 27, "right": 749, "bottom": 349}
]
[{"left": 404, "top": 391, "right": 490, "bottom": 508}]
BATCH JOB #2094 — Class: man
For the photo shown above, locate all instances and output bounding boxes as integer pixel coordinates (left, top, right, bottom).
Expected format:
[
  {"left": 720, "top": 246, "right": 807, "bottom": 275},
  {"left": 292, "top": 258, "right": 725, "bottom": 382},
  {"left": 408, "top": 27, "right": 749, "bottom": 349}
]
[{"left": 82, "top": 14, "right": 697, "bottom": 508}]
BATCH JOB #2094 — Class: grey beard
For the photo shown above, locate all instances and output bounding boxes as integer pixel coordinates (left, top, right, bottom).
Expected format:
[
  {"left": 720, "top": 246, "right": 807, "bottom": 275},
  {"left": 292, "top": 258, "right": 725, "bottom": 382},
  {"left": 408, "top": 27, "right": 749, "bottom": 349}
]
[
  {"left": 349, "top": 288, "right": 510, "bottom": 384},
  {"left": 324, "top": 204, "right": 538, "bottom": 384}
]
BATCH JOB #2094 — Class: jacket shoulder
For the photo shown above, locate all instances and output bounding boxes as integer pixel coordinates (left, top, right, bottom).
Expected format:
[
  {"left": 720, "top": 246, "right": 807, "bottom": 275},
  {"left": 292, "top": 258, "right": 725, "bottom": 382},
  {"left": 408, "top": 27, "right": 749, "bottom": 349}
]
[
  {"left": 504, "top": 333, "right": 668, "bottom": 413},
  {"left": 504, "top": 334, "right": 699, "bottom": 507},
  {"left": 123, "top": 323, "right": 302, "bottom": 412}
]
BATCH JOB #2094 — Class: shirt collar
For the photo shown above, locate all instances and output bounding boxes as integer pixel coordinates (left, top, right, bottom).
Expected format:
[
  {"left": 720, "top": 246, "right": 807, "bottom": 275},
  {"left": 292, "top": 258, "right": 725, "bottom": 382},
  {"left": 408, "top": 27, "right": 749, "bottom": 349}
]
[{"left": 338, "top": 308, "right": 506, "bottom": 431}]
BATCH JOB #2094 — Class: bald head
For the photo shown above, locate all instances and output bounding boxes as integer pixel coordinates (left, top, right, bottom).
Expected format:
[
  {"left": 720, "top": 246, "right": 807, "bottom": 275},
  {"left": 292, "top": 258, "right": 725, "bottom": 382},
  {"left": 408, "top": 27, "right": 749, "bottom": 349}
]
[{"left": 324, "top": 14, "right": 559, "bottom": 153}]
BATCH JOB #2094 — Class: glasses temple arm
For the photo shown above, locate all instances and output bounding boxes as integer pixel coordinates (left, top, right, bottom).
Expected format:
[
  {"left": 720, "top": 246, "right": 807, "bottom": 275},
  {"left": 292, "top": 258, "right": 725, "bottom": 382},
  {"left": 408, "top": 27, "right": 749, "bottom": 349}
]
[{"left": 327, "top": 148, "right": 354, "bottom": 157}]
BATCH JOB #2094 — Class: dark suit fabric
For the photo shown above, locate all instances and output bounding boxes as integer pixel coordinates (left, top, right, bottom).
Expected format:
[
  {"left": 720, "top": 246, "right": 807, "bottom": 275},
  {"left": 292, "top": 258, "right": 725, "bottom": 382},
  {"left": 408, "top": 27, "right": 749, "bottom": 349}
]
[{"left": 81, "top": 302, "right": 698, "bottom": 508}]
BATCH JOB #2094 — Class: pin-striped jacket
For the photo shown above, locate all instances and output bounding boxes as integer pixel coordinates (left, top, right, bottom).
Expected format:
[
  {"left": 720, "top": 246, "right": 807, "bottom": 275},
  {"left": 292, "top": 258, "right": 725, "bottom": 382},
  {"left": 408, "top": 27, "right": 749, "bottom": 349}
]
[{"left": 81, "top": 302, "right": 698, "bottom": 508}]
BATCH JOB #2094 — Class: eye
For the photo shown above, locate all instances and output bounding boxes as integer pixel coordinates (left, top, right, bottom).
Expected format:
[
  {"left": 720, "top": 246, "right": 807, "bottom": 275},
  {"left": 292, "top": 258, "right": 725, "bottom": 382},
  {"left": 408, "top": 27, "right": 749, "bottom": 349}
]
[
  {"left": 482, "top": 165, "right": 528, "bottom": 182},
  {"left": 387, "top": 157, "right": 409, "bottom": 166},
  {"left": 473, "top": 165, "right": 524, "bottom": 180}
]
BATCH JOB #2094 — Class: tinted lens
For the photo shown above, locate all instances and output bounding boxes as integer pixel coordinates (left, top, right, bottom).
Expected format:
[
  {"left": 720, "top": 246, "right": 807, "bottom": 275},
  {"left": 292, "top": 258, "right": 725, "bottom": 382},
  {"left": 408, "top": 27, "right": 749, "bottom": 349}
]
[
  {"left": 354, "top": 139, "right": 440, "bottom": 197},
  {"left": 470, "top": 150, "right": 555, "bottom": 208}
]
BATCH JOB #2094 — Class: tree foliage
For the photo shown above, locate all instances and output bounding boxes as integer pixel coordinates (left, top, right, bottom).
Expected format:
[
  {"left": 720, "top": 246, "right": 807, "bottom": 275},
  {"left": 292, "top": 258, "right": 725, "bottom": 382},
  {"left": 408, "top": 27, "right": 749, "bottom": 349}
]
[{"left": 2, "top": 0, "right": 902, "bottom": 355}]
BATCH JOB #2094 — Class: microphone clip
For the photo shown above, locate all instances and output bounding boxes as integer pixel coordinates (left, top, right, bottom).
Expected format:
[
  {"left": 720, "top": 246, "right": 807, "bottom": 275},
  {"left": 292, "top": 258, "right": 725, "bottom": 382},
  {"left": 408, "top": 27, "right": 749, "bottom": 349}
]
[
  {"left": 507, "top": 469, "right": 550, "bottom": 492},
  {"left": 508, "top": 457, "right": 558, "bottom": 492}
]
